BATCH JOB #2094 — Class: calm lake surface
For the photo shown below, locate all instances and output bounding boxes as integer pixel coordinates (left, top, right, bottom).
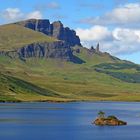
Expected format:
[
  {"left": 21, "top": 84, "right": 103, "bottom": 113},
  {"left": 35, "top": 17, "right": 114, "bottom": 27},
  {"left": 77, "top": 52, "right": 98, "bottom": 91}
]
[{"left": 0, "top": 102, "right": 140, "bottom": 140}]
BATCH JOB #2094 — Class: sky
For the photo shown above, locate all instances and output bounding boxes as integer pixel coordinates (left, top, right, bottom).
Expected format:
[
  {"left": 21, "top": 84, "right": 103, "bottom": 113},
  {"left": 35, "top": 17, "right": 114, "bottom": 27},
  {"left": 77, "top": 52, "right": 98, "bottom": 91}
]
[{"left": 0, "top": 0, "right": 140, "bottom": 63}]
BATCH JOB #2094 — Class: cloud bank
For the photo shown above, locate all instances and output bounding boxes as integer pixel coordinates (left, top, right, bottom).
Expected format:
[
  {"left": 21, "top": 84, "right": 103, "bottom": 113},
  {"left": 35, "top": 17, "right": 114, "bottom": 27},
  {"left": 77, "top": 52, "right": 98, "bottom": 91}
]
[
  {"left": 77, "top": 3, "right": 140, "bottom": 55},
  {"left": 76, "top": 26, "right": 140, "bottom": 55},
  {"left": 80, "top": 3, "right": 140, "bottom": 27}
]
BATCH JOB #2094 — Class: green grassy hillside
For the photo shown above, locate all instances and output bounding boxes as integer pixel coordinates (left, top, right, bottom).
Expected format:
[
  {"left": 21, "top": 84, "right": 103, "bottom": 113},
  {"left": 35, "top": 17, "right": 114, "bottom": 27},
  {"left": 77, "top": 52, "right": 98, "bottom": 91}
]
[
  {"left": 73, "top": 46, "right": 123, "bottom": 65},
  {"left": 1, "top": 24, "right": 140, "bottom": 102},
  {"left": 0, "top": 73, "right": 64, "bottom": 102},
  {"left": 1, "top": 52, "right": 140, "bottom": 102},
  {"left": 0, "top": 24, "right": 57, "bottom": 51}
]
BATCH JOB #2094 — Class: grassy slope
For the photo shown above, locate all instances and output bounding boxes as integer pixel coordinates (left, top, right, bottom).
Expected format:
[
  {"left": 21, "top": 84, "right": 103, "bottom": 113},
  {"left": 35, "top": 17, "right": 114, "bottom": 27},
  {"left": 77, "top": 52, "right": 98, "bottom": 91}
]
[
  {"left": 0, "top": 73, "right": 63, "bottom": 102},
  {"left": 0, "top": 24, "right": 57, "bottom": 51},
  {"left": 1, "top": 25, "right": 140, "bottom": 102},
  {"left": 1, "top": 50, "right": 140, "bottom": 102}
]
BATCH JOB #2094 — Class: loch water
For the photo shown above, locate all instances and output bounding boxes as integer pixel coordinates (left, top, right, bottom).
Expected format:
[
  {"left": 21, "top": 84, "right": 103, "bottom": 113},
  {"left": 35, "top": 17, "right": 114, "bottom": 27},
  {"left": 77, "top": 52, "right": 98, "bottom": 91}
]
[{"left": 0, "top": 102, "right": 140, "bottom": 140}]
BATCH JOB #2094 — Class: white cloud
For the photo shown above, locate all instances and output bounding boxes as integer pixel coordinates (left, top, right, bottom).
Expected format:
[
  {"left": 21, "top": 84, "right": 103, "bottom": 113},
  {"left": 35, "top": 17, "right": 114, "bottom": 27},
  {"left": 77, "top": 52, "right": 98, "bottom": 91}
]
[
  {"left": 80, "top": 3, "right": 140, "bottom": 27},
  {"left": 76, "top": 26, "right": 140, "bottom": 55},
  {"left": 110, "top": 28, "right": 140, "bottom": 54},
  {"left": 113, "top": 28, "right": 140, "bottom": 42},
  {"left": 76, "top": 25, "right": 112, "bottom": 41},
  {"left": 1, "top": 8, "right": 23, "bottom": 20},
  {"left": 26, "top": 11, "right": 42, "bottom": 19},
  {"left": 0, "top": 8, "right": 43, "bottom": 22}
]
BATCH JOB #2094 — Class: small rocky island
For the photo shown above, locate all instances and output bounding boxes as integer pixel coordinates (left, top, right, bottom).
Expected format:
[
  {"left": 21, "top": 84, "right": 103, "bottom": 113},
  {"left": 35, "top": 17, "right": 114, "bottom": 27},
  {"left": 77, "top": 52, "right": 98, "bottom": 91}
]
[{"left": 93, "top": 111, "right": 127, "bottom": 126}]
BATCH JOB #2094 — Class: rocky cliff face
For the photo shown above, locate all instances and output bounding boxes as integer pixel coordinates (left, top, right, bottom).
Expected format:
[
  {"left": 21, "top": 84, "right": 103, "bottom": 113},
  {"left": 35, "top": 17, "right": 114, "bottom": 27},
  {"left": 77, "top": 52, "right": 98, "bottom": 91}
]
[
  {"left": 15, "top": 19, "right": 81, "bottom": 47},
  {"left": 0, "top": 41, "right": 74, "bottom": 61},
  {"left": 0, "top": 19, "right": 83, "bottom": 63},
  {"left": 19, "top": 41, "right": 73, "bottom": 61}
]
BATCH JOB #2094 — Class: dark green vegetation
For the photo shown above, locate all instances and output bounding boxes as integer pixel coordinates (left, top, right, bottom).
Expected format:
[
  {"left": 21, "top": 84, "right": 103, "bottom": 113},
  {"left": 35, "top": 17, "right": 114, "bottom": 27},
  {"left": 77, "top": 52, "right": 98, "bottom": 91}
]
[
  {"left": 1, "top": 20, "right": 140, "bottom": 102},
  {"left": 94, "top": 63, "right": 140, "bottom": 83}
]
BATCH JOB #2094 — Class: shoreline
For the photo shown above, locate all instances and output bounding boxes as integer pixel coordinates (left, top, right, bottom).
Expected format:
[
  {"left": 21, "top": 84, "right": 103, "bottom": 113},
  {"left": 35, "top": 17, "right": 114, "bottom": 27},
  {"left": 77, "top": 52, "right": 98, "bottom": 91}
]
[{"left": 1, "top": 99, "right": 140, "bottom": 103}]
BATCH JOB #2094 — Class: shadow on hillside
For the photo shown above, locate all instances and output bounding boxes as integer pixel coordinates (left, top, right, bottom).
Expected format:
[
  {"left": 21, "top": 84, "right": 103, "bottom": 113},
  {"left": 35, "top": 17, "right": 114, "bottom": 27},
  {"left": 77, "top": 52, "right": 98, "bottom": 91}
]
[{"left": 71, "top": 55, "right": 85, "bottom": 64}]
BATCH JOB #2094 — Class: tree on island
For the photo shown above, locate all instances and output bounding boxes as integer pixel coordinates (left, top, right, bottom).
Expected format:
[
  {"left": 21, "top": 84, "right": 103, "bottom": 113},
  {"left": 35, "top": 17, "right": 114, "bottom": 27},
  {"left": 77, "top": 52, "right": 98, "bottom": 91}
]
[{"left": 98, "top": 111, "right": 105, "bottom": 118}]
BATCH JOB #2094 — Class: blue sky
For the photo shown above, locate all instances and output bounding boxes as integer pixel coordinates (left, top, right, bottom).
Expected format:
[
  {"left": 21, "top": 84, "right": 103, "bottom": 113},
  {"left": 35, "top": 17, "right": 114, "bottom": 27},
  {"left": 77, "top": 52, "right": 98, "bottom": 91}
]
[{"left": 1, "top": 0, "right": 140, "bottom": 63}]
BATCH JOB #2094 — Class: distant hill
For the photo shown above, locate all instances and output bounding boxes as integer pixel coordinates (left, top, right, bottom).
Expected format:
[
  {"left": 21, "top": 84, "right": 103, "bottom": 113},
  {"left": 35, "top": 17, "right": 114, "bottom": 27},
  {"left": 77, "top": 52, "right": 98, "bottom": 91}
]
[{"left": 0, "top": 19, "right": 140, "bottom": 102}]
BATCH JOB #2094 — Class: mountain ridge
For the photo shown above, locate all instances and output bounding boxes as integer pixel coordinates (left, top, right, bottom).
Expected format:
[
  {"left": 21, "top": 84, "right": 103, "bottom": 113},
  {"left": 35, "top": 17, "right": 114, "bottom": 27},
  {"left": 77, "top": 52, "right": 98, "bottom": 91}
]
[
  {"left": 0, "top": 20, "right": 118, "bottom": 63},
  {"left": 1, "top": 19, "right": 140, "bottom": 102},
  {"left": 15, "top": 19, "right": 81, "bottom": 47},
  {"left": 0, "top": 23, "right": 82, "bottom": 62}
]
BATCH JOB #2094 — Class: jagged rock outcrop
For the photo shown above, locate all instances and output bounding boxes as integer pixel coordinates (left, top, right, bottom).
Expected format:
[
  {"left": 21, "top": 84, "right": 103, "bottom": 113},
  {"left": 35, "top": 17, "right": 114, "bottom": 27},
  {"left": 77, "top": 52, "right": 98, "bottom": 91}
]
[
  {"left": 0, "top": 41, "right": 74, "bottom": 61},
  {"left": 15, "top": 19, "right": 81, "bottom": 47},
  {"left": 0, "top": 19, "right": 84, "bottom": 63},
  {"left": 19, "top": 41, "right": 73, "bottom": 60}
]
